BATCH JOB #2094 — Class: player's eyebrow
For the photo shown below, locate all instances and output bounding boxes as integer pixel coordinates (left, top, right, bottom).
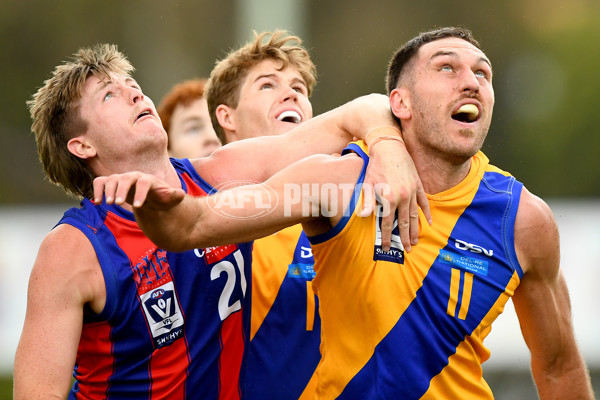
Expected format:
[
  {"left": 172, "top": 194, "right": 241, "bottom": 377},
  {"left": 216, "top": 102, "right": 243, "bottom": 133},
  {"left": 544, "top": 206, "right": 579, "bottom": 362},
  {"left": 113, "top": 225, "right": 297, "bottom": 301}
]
[
  {"left": 431, "top": 50, "right": 492, "bottom": 68},
  {"left": 95, "top": 77, "right": 137, "bottom": 92}
]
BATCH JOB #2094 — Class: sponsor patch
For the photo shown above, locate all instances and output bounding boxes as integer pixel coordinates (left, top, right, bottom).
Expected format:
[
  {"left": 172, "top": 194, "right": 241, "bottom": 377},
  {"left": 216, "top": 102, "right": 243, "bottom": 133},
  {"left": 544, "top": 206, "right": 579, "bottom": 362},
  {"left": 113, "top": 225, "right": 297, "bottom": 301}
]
[
  {"left": 288, "top": 263, "right": 316, "bottom": 279},
  {"left": 373, "top": 204, "right": 404, "bottom": 264},
  {"left": 438, "top": 249, "right": 489, "bottom": 276}
]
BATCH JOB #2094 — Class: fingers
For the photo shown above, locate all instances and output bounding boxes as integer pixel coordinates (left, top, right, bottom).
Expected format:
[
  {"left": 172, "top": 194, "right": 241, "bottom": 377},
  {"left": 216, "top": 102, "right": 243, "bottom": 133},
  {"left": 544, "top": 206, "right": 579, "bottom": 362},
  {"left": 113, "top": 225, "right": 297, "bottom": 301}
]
[
  {"left": 92, "top": 172, "right": 149, "bottom": 207},
  {"left": 416, "top": 184, "right": 432, "bottom": 226},
  {"left": 92, "top": 176, "right": 109, "bottom": 204},
  {"left": 129, "top": 176, "right": 152, "bottom": 208},
  {"left": 408, "top": 199, "right": 420, "bottom": 249},
  {"left": 379, "top": 208, "right": 396, "bottom": 253},
  {"left": 358, "top": 183, "right": 376, "bottom": 217},
  {"left": 387, "top": 188, "right": 412, "bottom": 253}
]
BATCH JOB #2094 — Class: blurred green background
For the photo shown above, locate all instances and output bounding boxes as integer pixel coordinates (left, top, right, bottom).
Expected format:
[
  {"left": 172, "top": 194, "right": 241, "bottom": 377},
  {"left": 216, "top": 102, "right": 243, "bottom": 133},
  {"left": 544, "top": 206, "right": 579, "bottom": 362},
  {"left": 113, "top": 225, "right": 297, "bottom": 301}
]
[
  {"left": 1, "top": 0, "right": 599, "bottom": 398},
  {"left": 2, "top": 0, "right": 600, "bottom": 205}
]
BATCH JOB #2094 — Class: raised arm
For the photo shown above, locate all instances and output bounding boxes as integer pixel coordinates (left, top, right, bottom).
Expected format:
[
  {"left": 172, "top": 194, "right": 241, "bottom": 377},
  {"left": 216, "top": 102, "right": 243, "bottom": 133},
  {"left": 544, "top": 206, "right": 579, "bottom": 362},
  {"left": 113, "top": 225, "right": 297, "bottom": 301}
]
[
  {"left": 197, "top": 93, "right": 429, "bottom": 249},
  {"left": 199, "top": 94, "right": 394, "bottom": 183},
  {"left": 512, "top": 188, "right": 594, "bottom": 399},
  {"left": 14, "top": 225, "right": 106, "bottom": 400}
]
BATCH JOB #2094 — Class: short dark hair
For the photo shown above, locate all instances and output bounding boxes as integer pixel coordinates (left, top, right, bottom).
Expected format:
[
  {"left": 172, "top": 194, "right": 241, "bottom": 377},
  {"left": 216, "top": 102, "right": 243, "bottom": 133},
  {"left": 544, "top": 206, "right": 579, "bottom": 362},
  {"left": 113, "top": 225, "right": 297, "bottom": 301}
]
[{"left": 386, "top": 27, "right": 481, "bottom": 94}]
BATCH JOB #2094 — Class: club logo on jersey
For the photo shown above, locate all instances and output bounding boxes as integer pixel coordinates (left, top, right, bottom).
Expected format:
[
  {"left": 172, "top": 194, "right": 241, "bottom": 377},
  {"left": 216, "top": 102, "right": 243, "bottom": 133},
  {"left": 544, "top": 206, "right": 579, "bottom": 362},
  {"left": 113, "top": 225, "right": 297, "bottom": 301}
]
[
  {"left": 454, "top": 239, "right": 494, "bottom": 257},
  {"left": 132, "top": 248, "right": 170, "bottom": 286},
  {"left": 438, "top": 249, "right": 489, "bottom": 276},
  {"left": 373, "top": 204, "right": 404, "bottom": 264},
  {"left": 133, "top": 248, "right": 184, "bottom": 348}
]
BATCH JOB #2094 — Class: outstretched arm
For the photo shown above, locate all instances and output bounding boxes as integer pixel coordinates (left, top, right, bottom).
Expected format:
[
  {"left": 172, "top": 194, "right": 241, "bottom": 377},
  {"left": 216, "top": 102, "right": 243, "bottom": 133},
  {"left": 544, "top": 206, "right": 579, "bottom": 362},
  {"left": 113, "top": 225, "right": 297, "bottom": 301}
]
[
  {"left": 93, "top": 153, "right": 363, "bottom": 252},
  {"left": 196, "top": 93, "right": 429, "bottom": 249},
  {"left": 512, "top": 188, "right": 594, "bottom": 399}
]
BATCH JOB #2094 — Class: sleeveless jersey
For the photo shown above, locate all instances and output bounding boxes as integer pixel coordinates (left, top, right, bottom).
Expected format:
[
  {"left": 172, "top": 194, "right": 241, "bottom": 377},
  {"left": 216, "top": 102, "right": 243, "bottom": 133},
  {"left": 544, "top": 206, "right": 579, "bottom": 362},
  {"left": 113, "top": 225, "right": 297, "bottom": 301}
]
[
  {"left": 63, "top": 158, "right": 253, "bottom": 400},
  {"left": 242, "top": 225, "right": 321, "bottom": 399},
  {"left": 309, "top": 143, "right": 523, "bottom": 399}
]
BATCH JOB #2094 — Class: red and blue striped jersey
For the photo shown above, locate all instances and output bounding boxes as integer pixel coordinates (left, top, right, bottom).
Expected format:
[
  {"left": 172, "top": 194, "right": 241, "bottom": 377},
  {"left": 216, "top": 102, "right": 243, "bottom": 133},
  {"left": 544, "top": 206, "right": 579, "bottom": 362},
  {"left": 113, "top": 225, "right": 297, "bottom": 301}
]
[{"left": 63, "top": 158, "right": 253, "bottom": 400}]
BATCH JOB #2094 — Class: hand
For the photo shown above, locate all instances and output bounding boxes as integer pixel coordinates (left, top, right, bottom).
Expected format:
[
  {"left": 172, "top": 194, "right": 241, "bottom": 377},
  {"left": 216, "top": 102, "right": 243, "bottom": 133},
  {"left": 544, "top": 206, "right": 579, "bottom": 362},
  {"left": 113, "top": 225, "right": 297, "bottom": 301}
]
[
  {"left": 92, "top": 172, "right": 185, "bottom": 211},
  {"left": 361, "top": 138, "right": 431, "bottom": 252}
]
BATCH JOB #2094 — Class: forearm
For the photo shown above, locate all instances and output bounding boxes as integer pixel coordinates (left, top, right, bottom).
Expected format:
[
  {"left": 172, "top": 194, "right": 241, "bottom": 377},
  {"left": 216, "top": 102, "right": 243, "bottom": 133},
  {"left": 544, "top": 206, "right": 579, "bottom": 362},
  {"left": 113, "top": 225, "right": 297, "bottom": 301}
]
[
  {"left": 295, "top": 93, "right": 399, "bottom": 155},
  {"left": 135, "top": 195, "right": 208, "bottom": 252},
  {"left": 532, "top": 354, "right": 594, "bottom": 399},
  {"left": 211, "top": 93, "right": 398, "bottom": 183},
  {"left": 13, "top": 374, "right": 68, "bottom": 400},
  {"left": 14, "top": 344, "right": 72, "bottom": 400}
]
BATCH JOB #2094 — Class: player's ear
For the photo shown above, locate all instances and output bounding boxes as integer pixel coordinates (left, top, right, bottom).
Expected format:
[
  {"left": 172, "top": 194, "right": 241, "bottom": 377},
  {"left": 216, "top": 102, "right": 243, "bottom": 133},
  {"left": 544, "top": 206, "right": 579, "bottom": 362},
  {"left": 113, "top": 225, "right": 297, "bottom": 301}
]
[
  {"left": 390, "top": 88, "right": 411, "bottom": 122},
  {"left": 67, "top": 136, "right": 97, "bottom": 159},
  {"left": 216, "top": 104, "right": 236, "bottom": 134}
]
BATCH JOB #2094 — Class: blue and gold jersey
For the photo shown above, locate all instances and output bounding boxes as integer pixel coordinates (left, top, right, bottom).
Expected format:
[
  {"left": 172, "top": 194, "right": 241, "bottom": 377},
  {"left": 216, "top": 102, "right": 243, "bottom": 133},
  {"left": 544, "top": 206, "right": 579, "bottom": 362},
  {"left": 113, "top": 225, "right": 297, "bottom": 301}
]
[
  {"left": 242, "top": 225, "right": 321, "bottom": 399},
  {"left": 309, "top": 143, "right": 523, "bottom": 399}
]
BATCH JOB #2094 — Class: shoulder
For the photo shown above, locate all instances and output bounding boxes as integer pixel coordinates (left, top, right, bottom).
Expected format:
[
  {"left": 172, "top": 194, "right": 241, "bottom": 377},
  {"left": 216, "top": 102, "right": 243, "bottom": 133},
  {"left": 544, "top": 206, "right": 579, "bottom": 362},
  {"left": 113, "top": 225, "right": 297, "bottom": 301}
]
[
  {"left": 38, "top": 223, "right": 96, "bottom": 264},
  {"left": 514, "top": 187, "right": 559, "bottom": 277},
  {"left": 33, "top": 223, "right": 106, "bottom": 313}
]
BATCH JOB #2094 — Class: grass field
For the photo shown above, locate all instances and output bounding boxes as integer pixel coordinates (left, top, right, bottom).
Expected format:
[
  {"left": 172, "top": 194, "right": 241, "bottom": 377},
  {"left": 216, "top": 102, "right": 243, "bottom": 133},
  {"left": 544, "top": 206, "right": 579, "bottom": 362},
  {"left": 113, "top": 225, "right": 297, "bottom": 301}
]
[{"left": 0, "top": 375, "right": 11, "bottom": 400}]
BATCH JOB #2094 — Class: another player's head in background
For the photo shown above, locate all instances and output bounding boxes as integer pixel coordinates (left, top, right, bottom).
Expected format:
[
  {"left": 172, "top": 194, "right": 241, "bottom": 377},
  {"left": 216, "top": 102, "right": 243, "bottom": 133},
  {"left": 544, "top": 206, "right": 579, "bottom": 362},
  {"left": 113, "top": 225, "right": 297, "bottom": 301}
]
[
  {"left": 206, "top": 30, "right": 317, "bottom": 143},
  {"left": 157, "top": 79, "right": 221, "bottom": 159}
]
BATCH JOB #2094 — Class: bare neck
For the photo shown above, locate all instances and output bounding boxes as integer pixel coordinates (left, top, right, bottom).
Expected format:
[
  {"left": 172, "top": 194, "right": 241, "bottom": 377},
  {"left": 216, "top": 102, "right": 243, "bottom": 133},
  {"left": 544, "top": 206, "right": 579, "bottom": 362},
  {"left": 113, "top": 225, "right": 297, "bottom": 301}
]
[
  {"left": 410, "top": 148, "right": 473, "bottom": 195},
  {"left": 93, "top": 154, "right": 181, "bottom": 211}
]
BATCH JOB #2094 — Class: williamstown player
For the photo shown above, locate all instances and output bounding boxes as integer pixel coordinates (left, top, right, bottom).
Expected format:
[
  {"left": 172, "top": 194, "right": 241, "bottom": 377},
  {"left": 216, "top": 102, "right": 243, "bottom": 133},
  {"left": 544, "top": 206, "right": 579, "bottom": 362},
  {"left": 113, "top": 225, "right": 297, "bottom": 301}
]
[{"left": 95, "top": 27, "right": 594, "bottom": 399}]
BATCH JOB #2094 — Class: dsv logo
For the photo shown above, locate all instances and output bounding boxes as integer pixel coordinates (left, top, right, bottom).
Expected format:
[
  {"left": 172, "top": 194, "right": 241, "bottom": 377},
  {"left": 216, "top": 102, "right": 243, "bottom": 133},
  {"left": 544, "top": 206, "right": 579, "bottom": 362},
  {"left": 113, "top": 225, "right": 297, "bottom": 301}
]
[{"left": 454, "top": 239, "right": 493, "bottom": 257}]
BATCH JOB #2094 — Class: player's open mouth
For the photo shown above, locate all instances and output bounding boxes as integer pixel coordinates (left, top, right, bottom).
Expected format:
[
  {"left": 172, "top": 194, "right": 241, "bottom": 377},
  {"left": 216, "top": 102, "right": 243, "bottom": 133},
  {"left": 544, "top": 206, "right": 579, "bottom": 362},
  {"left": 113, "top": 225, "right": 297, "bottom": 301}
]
[
  {"left": 451, "top": 104, "right": 480, "bottom": 123},
  {"left": 136, "top": 110, "right": 152, "bottom": 121},
  {"left": 276, "top": 110, "right": 302, "bottom": 123}
]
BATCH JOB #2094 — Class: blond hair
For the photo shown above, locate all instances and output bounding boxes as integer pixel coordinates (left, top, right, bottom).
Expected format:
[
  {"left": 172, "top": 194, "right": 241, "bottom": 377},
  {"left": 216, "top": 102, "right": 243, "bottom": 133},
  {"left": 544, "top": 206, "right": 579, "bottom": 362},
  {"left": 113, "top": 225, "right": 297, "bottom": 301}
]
[
  {"left": 205, "top": 30, "right": 316, "bottom": 144},
  {"left": 28, "top": 43, "right": 134, "bottom": 199}
]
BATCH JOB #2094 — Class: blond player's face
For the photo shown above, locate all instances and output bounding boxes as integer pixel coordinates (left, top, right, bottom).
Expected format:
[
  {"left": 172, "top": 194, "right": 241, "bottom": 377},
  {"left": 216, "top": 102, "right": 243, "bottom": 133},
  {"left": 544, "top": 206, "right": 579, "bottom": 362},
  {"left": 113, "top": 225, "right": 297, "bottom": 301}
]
[
  {"left": 75, "top": 73, "right": 167, "bottom": 168},
  {"left": 228, "top": 59, "right": 313, "bottom": 141}
]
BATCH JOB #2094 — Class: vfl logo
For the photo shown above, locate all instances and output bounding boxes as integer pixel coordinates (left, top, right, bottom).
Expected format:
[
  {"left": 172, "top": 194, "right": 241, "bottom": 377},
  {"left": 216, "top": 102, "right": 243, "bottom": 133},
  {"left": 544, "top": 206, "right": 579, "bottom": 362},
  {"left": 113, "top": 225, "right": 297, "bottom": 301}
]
[
  {"left": 140, "top": 281, "right": 184, "bottom": 348},
  {"left": 455, "top": 239, "right": 493, "bottom": 257}
]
